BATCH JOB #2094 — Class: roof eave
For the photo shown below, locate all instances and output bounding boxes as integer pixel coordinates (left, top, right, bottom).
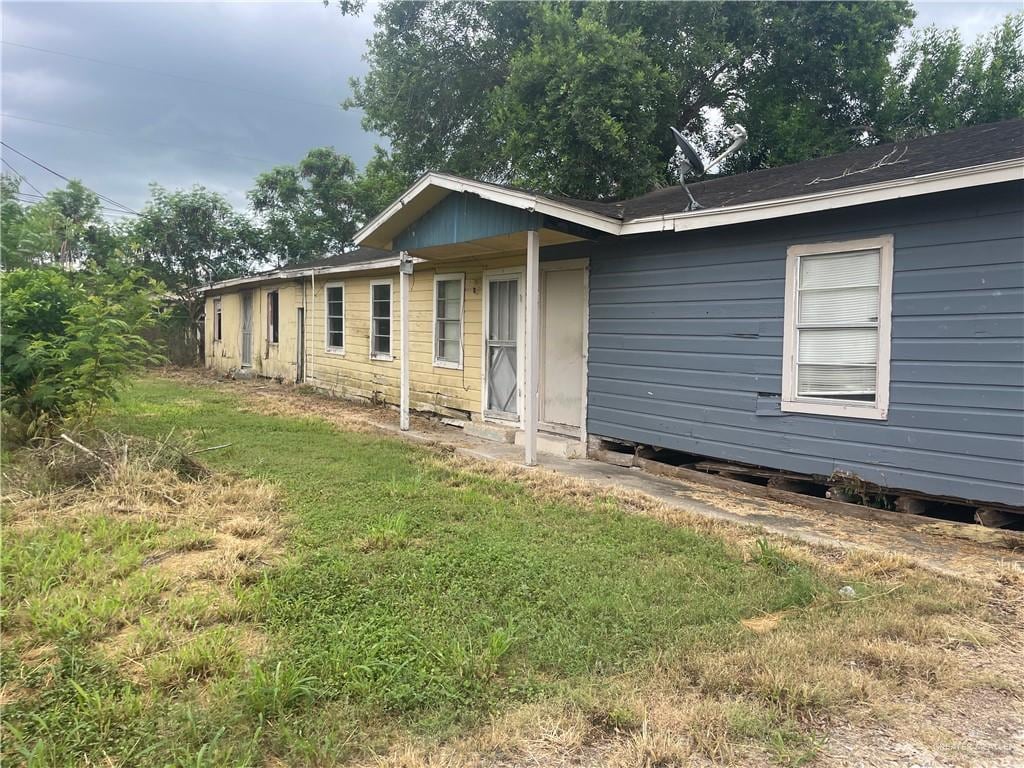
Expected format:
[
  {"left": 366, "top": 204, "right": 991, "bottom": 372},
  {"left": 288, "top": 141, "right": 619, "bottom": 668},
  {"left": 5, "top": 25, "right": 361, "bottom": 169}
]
[
  {"left": 619, "top": 158, "right": 1024, "bottom": 236},
  {"left": 353, "top": 172, "right": 623, "bottom": 249},
  {"left": 203, "top": 257, "right": 411, "bottom": 294}
]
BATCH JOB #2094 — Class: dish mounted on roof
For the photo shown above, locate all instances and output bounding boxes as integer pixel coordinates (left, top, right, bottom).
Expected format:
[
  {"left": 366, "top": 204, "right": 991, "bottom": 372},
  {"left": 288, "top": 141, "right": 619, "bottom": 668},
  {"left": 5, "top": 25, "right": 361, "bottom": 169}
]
[{"left": 672, "top": 123, "right": 748, "bottom": 211}]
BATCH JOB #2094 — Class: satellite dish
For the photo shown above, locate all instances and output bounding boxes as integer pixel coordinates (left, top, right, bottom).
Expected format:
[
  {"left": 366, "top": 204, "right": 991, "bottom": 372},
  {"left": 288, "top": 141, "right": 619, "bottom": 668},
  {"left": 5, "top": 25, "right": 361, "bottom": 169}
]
[
  {"left": 671, "top": 126, "right": 705, "bottom": 175},
  {"left": 670, "top": 123, "right": 748, "bottom": 211}
]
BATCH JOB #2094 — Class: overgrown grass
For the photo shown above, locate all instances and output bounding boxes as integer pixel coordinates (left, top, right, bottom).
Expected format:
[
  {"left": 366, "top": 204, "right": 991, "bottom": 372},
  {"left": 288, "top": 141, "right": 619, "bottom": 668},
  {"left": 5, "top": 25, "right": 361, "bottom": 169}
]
[{"left": 0, "top": 376, "right": 995, "bottom": 766}]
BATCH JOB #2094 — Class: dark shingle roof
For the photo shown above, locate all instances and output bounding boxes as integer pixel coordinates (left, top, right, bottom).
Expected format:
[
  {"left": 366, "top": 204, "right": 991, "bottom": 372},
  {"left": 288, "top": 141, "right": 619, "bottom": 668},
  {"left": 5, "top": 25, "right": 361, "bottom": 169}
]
[
  {"left": 549, "top": 118, "right": 1024, "bottom": 220},
  {"left": 302, "top": 246, "right": 395, "bottom": 269}
]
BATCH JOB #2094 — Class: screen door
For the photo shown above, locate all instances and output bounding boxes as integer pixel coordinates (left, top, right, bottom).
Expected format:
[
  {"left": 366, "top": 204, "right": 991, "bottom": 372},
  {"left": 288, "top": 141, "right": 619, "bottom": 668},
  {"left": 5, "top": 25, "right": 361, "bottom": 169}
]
[
  {"left": 241, "top": 292, "right": 253, "bottom": 367},
  {"left": 486, "top": 277, "right": 519, "bottom": 416}
]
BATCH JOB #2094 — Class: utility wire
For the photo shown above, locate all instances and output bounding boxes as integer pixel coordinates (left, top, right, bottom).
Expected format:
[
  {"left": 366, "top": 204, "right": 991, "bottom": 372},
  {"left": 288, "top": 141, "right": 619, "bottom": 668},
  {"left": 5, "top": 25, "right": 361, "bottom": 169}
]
[
  {"left": 2, "top": 113, "right": 277, "bottom": 167},
  {"left": 1, "top": 140, "right": 140, "bottom": 214},
  {"left": 1, "top": 156, "right": 46, "bottom": 196},
  {"left": 11, "top": 190, "right": 140, "bottom": 216},
  {"left": 1, "top": 40, "right": 344, "bottom": 112}
]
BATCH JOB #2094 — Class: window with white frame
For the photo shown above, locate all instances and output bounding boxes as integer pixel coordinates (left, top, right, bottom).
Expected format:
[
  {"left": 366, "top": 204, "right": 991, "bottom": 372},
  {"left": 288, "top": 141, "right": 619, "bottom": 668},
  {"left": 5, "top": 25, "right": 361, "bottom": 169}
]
[
  {"left": 370, "top": 281, "right": 392, "bottom": 359},
  {"left": 213, "top": 298, "right": 222, "bottom": 342},
  {"left": 325, "top": 283, "right": 344, "bottom": 352},
  {"left": 433, "top": 274, "right": 464, "bottom": 368},
  {"left": 782, "top": 235, "right": 893, "bottom": 420}
]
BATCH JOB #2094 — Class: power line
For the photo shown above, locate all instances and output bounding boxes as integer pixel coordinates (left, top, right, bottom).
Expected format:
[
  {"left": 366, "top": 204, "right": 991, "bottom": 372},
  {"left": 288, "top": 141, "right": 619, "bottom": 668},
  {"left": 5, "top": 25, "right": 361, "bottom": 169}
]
[
  {"left": 1, "top": 156, "right": 46, "bottom": 196},
  {"left": 1, "top": 40, "right": 344, "bottom": 112},
  {"left": 1, "top": 140, "right": 140, "bottom": 214},
  {"left": 1, "top": 112, "right": 277, "bottom": 167},
  {"left": 11, "top": 190, "right": 140, "bottom": 217}
]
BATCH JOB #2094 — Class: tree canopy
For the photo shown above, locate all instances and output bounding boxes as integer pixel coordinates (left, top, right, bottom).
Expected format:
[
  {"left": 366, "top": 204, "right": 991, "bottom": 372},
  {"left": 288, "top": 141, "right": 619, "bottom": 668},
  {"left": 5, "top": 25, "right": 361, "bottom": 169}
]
[
  {"left": 348, "top": 1, "right": 1024, "bottom": 200},
  {"left": 248, "top": 146, "right": 410, "bottom": 266}
]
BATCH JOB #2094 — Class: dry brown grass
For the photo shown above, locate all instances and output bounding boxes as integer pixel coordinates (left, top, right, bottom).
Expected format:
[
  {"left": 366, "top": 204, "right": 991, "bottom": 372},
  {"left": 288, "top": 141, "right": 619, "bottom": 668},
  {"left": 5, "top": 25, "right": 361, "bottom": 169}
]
[{"left": 2, "top": 430, "right": 284, "bottom": 694}]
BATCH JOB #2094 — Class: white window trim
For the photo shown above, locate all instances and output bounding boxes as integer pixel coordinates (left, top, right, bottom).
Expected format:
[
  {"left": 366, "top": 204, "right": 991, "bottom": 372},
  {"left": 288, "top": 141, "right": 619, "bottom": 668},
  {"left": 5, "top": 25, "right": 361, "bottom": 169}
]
[
  {"left": 781, "top": 234, "right": 893, "bottom": 421},
  {"left": 324, "top": 281, "right": 345, "bottom": 355},
  {"left": 369, "top": 278, "right": 394, "bottom": 362},
  {"left": 212, "top": 297, "right": 222, "bottom": 343},
  {"left": 432, "top": 273, "right": 465, "bottom": 370}
]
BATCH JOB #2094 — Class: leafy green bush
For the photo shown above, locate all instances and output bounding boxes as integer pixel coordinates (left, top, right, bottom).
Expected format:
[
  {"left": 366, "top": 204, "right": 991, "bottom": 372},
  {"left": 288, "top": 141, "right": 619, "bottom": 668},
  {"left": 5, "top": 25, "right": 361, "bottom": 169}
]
[{"left": 1, "top": 262, "right": 165, "bottom": 439}]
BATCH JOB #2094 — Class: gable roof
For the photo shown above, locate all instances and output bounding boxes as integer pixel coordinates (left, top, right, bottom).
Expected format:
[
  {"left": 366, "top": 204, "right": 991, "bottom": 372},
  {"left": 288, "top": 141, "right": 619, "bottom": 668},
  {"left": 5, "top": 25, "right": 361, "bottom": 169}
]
[{"left": 356, "top": 119, "right": 1024, "bottom": 248}]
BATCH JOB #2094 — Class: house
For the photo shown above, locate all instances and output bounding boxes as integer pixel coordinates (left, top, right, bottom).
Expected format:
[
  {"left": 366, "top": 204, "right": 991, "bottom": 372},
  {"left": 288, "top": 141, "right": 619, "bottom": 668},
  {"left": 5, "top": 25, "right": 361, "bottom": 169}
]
[{"left": 205, "top": 119, "right": 1024, "bottom": 510}]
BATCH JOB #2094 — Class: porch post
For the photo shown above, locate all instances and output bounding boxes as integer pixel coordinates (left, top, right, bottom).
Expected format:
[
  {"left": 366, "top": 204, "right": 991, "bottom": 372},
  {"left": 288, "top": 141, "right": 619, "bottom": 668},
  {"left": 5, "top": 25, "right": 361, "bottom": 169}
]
[
  {"left": 524, "top": 228, "right": 540, "bottom": 466},
  {"left": 399, "top": 250, "right": 411, "bottom": 431}
]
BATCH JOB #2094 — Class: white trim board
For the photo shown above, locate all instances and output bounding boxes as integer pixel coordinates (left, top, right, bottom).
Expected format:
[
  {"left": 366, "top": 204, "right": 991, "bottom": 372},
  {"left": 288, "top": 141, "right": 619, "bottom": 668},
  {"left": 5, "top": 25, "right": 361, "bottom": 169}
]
[
  {"left": 323, "top": 280, "right": 346, "bottom": 356},
  {"left": 352, "top": 159, "right": 1023, "bottom": 250},
  {"left": 369, "top": 278, "right": 395, "bottom": 362},
  {"left": 619, "top": 158, "right": 1023, "bottom": 236},
  {"left": 355, "top": 172, "right": 622, "bottom": 249},
  {"left": 780, "top": 234, "right": 894, "bottom": 421},
  {"left": 432, "top": 272, "right": 466, "bottom": 370}
]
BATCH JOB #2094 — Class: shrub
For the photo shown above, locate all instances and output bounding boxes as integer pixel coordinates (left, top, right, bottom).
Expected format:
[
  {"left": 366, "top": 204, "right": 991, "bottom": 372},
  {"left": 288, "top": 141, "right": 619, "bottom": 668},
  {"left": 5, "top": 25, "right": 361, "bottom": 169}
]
[{"left": 1, "top": 261, "right": 165, "bottom": 439}]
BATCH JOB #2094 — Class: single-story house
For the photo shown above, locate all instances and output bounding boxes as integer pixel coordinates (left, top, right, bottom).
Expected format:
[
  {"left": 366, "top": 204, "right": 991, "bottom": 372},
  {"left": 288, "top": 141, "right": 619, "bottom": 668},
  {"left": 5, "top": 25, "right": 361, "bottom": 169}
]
[{"left": 205, "top": 119, "right": 1024, "bottom": 510}]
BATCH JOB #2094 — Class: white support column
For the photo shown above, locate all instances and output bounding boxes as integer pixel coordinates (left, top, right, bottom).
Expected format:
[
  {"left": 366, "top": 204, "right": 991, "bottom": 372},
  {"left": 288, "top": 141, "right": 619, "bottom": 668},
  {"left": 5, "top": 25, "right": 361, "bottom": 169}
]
[
  {"left": 399, "top": 251, "right": 412, "bottom": 431},
  {"left": 524, "top": 229, "right": 540, "bottom": 466}
]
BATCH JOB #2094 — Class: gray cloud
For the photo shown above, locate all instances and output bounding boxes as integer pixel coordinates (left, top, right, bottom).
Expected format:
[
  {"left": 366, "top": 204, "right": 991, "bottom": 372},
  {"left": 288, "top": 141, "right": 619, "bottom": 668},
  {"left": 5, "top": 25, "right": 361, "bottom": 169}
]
[
  {"left": 2, "top": 1, "right": 379, "bottom": 214},
  {"left": 1, "top": 1, "right": 1017, "bottom": 218}
]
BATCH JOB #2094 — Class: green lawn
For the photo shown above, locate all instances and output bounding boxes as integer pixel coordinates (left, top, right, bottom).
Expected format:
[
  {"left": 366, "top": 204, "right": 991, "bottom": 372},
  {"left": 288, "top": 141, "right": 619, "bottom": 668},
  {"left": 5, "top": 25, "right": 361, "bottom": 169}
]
[{"left": 1, "top": 376, "right": 982, "bottom": 766}]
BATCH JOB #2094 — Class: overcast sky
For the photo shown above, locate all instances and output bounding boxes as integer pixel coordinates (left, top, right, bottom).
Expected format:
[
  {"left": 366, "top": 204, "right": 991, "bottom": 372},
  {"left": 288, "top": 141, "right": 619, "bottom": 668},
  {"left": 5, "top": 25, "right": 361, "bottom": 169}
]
[{"left": 1, "top": 1, "right": 1018, "bottom": 218}]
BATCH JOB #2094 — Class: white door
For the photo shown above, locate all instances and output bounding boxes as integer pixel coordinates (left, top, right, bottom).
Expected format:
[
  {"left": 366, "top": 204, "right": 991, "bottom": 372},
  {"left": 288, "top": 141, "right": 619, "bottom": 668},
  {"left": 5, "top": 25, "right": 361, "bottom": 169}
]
[
  {"left": 485, "top": 276, "right": 520, "bottom": 418},
  {"left": 541, "top": 265, "right": 586, "bottom": 431}
]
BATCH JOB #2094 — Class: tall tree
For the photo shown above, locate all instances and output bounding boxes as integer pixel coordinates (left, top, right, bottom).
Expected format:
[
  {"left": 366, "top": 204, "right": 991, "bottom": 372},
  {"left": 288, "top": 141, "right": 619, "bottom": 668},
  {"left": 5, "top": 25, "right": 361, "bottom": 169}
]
[
  {"left": 249, "top": 146, "right": 412, "bottom": 264},
  {"left": 877, "top": 13, "right": 1024, "bottom": 141},
  {"left": 0, "top": 178, "right": 120, "bottom": 269},
  {"left": 127, "top": 184, "right": 257, "bottom": 362},
  {"left": 346, "top": 0, "right": 917, "bottom": 199}
]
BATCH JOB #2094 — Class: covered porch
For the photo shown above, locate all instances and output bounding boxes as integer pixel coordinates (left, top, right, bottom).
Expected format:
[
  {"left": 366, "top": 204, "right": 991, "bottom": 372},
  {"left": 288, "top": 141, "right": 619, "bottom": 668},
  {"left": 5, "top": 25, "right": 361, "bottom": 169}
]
[{"left": 354, "top": 173, "right": 620, "bottom": 464}]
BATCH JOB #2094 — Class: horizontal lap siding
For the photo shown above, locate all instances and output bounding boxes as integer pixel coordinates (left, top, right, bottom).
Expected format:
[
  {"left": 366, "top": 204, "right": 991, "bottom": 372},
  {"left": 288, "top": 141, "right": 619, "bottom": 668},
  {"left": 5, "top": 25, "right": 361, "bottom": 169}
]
[
  {"left": 584, "top": 182, "right": 1024, "bottom": 507},
  {"left": 305, "top": 254, "right": 524, "bottom": 416},
  {"left": 206, "top": 283, "right": 301, "bottom": 382}
]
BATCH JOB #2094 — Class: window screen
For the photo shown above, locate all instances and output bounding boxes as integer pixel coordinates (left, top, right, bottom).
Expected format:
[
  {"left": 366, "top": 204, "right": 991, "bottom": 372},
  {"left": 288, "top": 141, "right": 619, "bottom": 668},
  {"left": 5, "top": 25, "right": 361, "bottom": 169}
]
[
  {"left": 435, "top": 278, "right": 462, "bottom": 365},
  {"left": 795, "top": 250, "right": 880, "bottom": 401},
  {"left": 371, "top": 283, "right": 391, "bottom": 358},
  {"left": 326, "top": 285, "right": 344, "bottom": 350}
]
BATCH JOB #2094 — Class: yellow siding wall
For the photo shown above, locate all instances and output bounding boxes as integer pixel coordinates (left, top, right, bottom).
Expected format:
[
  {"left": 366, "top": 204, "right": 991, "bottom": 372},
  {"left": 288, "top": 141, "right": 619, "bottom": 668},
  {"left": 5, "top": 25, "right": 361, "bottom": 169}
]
[
  {"left": 305, "top": 254, "right": 523, "bottom": 417},
  {"left": 206, "top": 254, "right": 525, "bottom": 419},
  {"left": 205, "top": 281, "right": 304, "bottom": 382}
]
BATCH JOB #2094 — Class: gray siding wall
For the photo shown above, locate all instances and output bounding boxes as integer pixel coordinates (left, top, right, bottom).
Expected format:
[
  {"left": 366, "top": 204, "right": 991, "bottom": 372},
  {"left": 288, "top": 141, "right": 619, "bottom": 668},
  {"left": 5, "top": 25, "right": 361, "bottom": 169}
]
[{"left": 579, "top": 182, "right": 1024, "bottom": 507}]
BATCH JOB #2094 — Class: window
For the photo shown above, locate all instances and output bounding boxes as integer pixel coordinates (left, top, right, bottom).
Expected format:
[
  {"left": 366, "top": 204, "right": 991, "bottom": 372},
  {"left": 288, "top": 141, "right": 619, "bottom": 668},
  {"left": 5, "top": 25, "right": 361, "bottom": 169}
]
[
  {"left": 213, "top": 298, "right": 222, "bottom": 342},
  {"left": 370, "top": 280, "right": 392, "bottom": 360},
  {"left": 325, "top": 283, "right": 344, "bottom": 352},
  {"left": 782, "top": 235, "right": 893, "bottom": 420},
  {"left": 267, "top": 290, "right": 280, "bottom": 344},
  {"left": 433, "top": 274, "right": 464, "bottom": 368}
]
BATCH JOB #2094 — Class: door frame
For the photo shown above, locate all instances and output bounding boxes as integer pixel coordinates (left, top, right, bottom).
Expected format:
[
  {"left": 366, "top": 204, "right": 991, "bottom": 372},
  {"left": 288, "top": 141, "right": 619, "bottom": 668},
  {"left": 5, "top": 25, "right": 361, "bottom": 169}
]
[
  {"left": 539, "top": 258, "right": 589, "bottom": 446},
  {"left": 295, "top": 306, "right": 305, "bottom": 383},
  {"left": 240, "top": 291, "right": 254, "bottom": 368},
  {"left": 481, "top": 267, "right": 526, "bottom": 426}
]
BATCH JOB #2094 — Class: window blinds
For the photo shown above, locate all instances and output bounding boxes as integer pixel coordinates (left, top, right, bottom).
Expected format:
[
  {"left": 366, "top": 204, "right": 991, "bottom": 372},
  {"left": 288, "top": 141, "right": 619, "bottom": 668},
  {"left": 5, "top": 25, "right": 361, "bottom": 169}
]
[{"left": 796, "top": 250, "right": 880, "bottom": 399}]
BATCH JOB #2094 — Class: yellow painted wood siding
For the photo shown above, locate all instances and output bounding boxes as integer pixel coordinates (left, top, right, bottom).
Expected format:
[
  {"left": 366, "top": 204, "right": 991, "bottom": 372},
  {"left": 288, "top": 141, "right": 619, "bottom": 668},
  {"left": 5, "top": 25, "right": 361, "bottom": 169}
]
[
  {"left": 304, "top": 254, "right": 524, "bottom": 416},
  {"left": 206, "top": 282, "right": 303, "bottom": 381},
  {"left": 206, "top": 253, "right": 526, "bottom": 418}
]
